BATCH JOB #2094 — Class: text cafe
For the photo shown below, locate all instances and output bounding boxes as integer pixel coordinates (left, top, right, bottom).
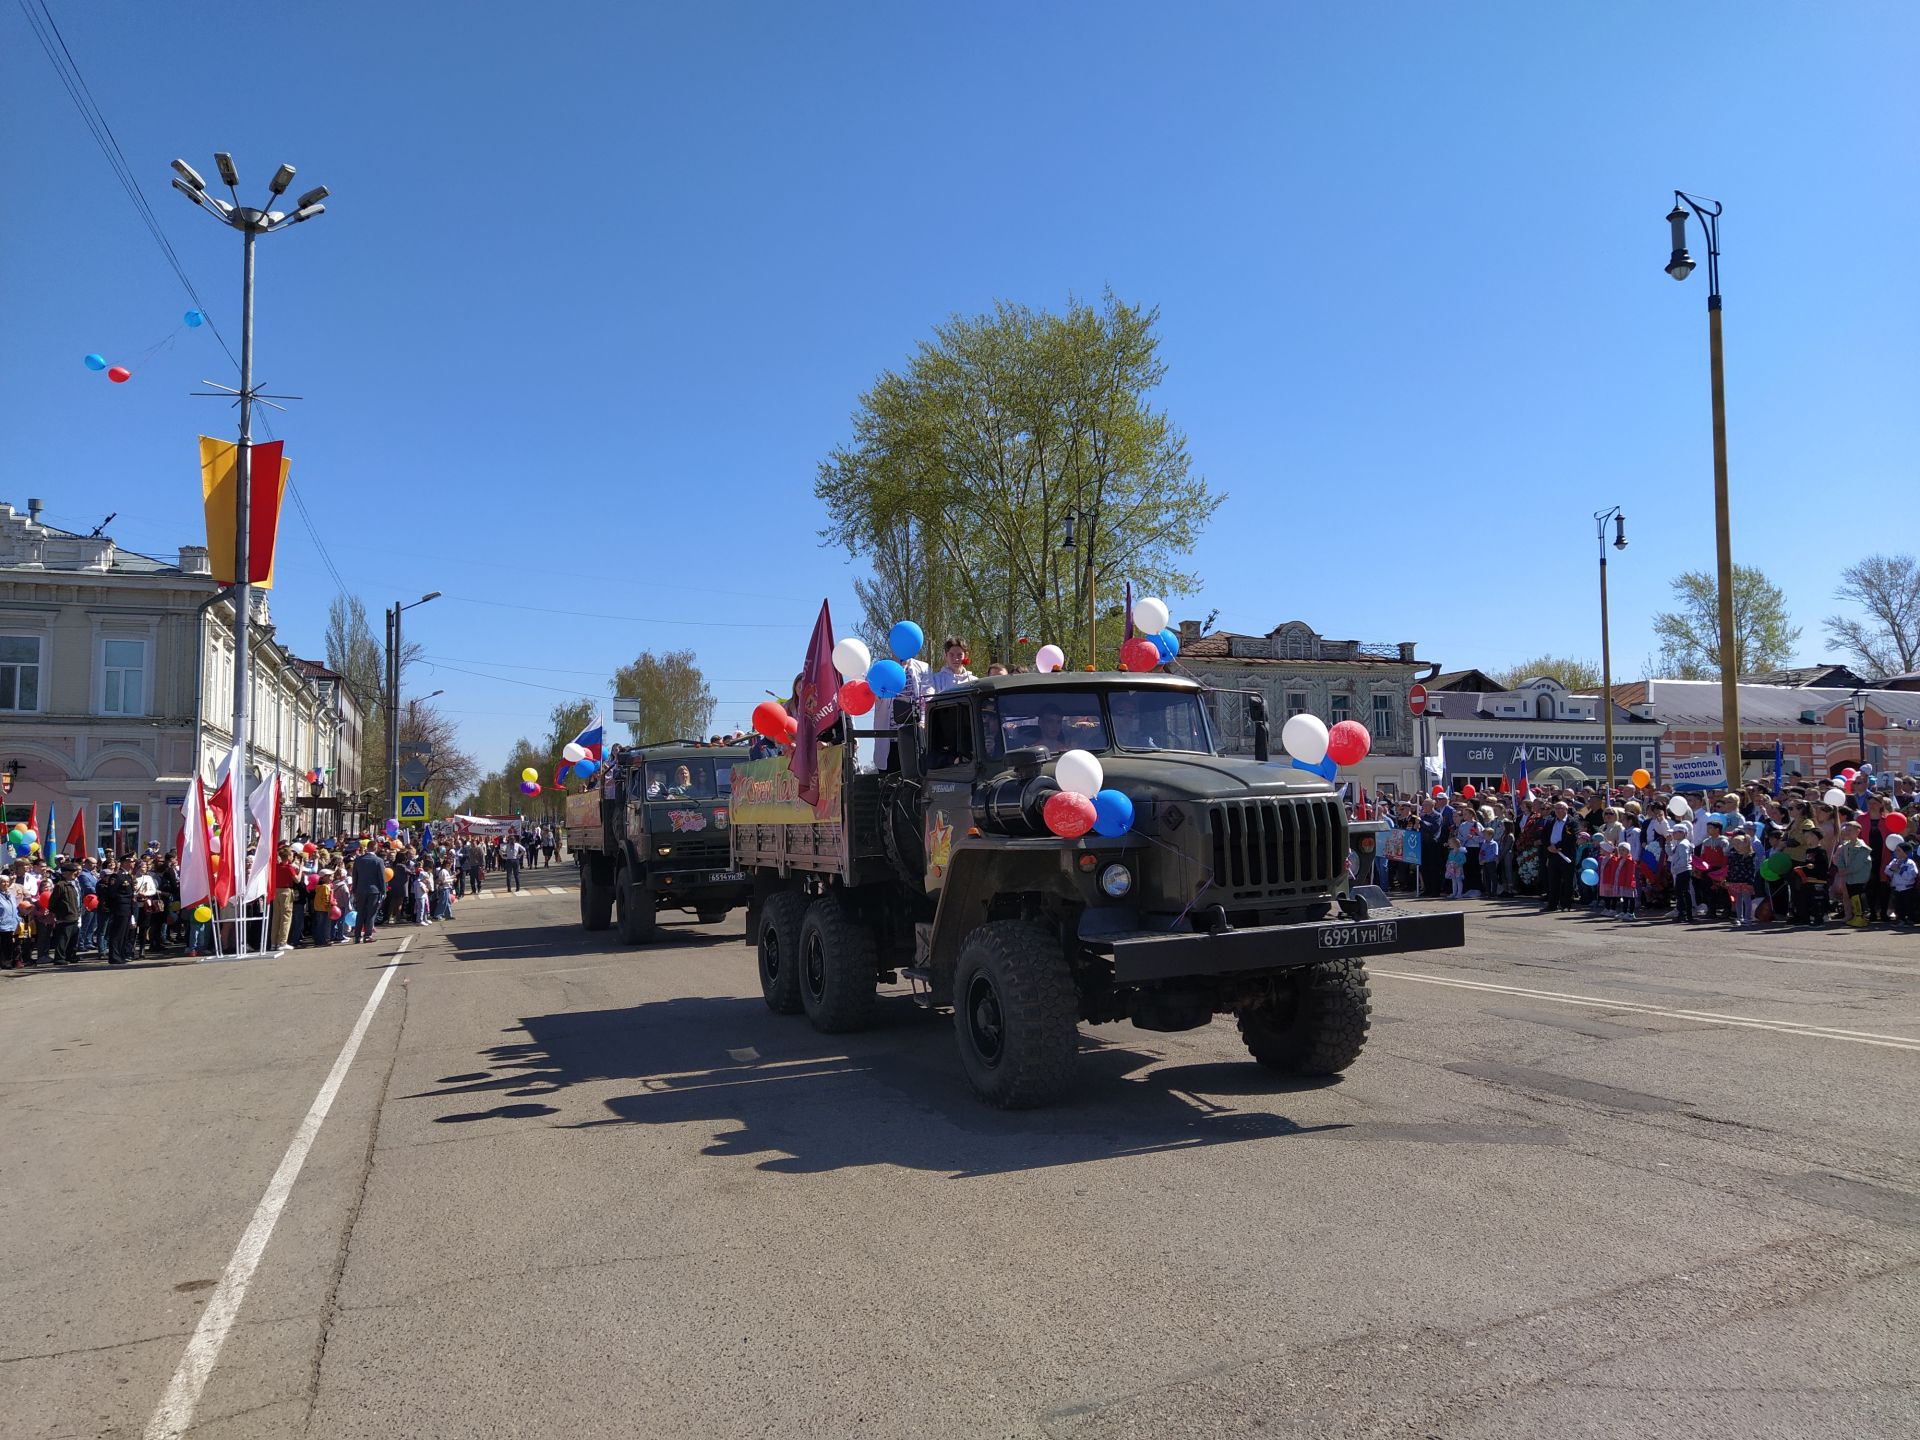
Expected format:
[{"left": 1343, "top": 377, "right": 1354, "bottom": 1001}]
[{"left": 1439, "top": 737, "right": 1661, "bottom": 793}]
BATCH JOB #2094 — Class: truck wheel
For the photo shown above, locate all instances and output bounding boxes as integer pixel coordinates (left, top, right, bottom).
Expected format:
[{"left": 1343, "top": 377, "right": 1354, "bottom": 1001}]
[
  {"left": 951, "top": 921, "right": 1079, "bottom": 1109},
  {"left": 797, "top": 894, "right": 877, "bottom": 1033},
  {"left": 1237, "top": 960, "right": 1371, "bottom": 1075},
  {"left": 756, "top": 892, "right": 807, "bottom": 1015},
  {"left": 616, "top": 870, "right": 653, "bottom": 945},
  {"left": 580, "top": 862, "right": 613, "bottom": 932}
]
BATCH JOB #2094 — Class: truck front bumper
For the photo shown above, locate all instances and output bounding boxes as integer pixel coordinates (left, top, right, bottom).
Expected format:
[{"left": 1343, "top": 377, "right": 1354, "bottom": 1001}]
[{"left": 1106, "top": 905, "right": 1464, "bottom": 984}]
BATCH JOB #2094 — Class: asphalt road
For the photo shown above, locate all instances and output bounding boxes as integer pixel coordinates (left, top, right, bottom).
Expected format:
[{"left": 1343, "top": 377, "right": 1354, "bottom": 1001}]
[{"left": 3, "top": 873, "right": 1917, "bottom": 1440}]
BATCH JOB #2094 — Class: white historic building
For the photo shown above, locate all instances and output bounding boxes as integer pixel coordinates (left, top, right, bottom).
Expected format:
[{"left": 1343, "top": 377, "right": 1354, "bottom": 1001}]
[
  {"left": 1424, "top": 676, "right": 1666, "bottom": 791},
  {"left": 0, "top": 498, "right": 362, "bottom": 852}
]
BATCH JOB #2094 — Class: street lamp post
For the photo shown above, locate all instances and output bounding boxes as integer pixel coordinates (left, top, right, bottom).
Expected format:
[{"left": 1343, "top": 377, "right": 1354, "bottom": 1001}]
[
  {"left": 1851, "top": 687, "right": 1869, "bottom": 773},
  {"left": 1594, "top": 507, "right": 1628, "bottom": 794},
  {"left": 386, "top": 593, "right": 442, "bottom": 825},
  {"left": 171, "top": 154, "right": 328, "bottom": 877},
  {"left": 1665, "top": 191, "right": 1740, "bottom": 779}
]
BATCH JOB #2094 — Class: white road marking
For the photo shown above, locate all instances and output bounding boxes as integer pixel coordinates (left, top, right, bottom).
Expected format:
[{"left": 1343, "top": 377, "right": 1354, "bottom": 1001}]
[
  {"left": 1370, "top": 967, "right": 1920, "bottom": 1052},
  {"left": 545, "top": 886, "right": 566, "bottom": 894},
  {"left": 143, "top": 936, "right": 412, "bottom": 1440}
]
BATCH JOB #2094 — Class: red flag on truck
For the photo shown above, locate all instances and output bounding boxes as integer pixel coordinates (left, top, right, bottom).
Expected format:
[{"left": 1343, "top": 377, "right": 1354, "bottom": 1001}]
[{"left": 792, "top": 600, "right": 842, "bottom": 807}]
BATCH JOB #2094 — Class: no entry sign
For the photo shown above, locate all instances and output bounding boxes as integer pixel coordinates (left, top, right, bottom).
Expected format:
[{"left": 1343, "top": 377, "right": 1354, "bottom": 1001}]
[{"left": 1408, "top": 683, "right": 1429, "bottom": 716}]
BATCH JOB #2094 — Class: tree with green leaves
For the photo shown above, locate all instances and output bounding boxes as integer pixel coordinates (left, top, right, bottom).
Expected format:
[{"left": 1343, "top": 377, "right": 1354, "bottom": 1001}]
[
  {"left": 1825, "top": 553, "right": 1920, "bottom": 678},
  {"left": 1491, "top": 655, "right": 1604, "bottom": 692},
  {"left": 1652, "top": 564, "right": 1801, "bottom": 679},
  {"left": 609, "top": 650, "right": 714, "bottom": 744},
  {"left": 816, "top": 291, "right": 1222, "bottom": 669}
]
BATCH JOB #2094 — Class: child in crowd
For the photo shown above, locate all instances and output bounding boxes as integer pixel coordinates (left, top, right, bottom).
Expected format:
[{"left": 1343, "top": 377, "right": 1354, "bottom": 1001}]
[
  {"left": 1834, "top": 821, "right": 1873, "bottom": 928},
  {"left": 433, "top": 857, "right": 456, "bottom": 920},
  {"left": 1599, "top": 840, "right": 1631, "bottom": 918},
  {"left": 1446, "top": 833, "right": 1467, "bottom": 899},
  {"left": 312, "top": 869, "right": 334, "bottom": 948},
  {"left": 1724, "top": 832, "right": 1757, "bottom": 927},
  {"left": 1886, "top": 836, "right": 1917, "bottom": 926},
  {"left": 1795, "top": 841, "right": 1831, "bottom": 927},
  {"left": 1668, "top": 827, "right": 1695, "bottom": 922},
  {"left": 410, "top": 863, "right": 431, "bottom": 926},
  {"left": 1478, "top": 821, "right": 1503, "bottom": 899}
]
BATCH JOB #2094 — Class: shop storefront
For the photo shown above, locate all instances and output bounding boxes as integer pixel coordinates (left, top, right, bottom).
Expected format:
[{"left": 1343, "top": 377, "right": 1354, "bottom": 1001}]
[{"left": 1439, "top": 734, "right": 1661, "bottom": 793}]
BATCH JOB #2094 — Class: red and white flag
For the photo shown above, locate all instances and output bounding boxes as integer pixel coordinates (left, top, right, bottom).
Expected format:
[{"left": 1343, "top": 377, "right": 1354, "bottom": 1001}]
[
  {"left": 177, "top": 777, "right": 211, "bottom": 908},
  {"left": 243, "top": 772, "right": 281, "bottom": 903}
]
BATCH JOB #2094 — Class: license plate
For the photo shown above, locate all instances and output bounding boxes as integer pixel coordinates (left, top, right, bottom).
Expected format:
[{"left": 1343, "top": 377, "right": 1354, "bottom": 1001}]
[
  {"left": 707, "top": 870, "right": 747, "bottom": 883},
  {"left": 1318, "top": 920, "right": 1399, "bottom": 950}
]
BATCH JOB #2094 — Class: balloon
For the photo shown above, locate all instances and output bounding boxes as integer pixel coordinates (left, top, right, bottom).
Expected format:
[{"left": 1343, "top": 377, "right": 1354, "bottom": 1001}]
[
  {"left": 107, "top": 367, "right": 131, "bottom": 383},
  {"left": 184, "top": 309, "right": 205, "bottom": 327},
  {"left": 1759, "top": 853, "right": 1791, "bottom": 882},
  {"left": 752, "top": 699, "right": 793, "bottom": 740},
  {"left": 1882, "top": 812, "right": 1909, "bottom": 836},
  {"left": 1055, "top": 748, "right": 1104, "bottom": 798},
  {"left": 384, "top": 867, "right": 395, "bottom": 883},
  {"left": 1325, "top": 720, "right": 1371, "bottom": 766},
  {"left": 1042, "top": 790, "right": 1097, "bottom": 839},
  {"left": 193, "top": 904, "right": 213, "bottom": 923},
  {"left": 303, "top": 842, "right": 318, "bottom": 856},
  {"left": 1091, "top": 788, "right": 1134, "bottom": 837},
  {"left": 1034, "top": 644, "right": 1065, "bottom": 674},
  {"left": 867, "top": 659, "right": 907, "bottom": 700},
  {"left": 1823, "top": 788, "right": 1846, "bottom": 807},
  {"left": 385, "top": 818, "right": 401, "bottom": 835},
  {"left": 574, "top": 758, "right": 599, "bottom": 779},
  {"left": 1841, "top": 768, "right": 1856, "bottom": 781},
  {"left": 85, "top": 353, "right": 110, "bottom": 371},
  {"left": 1580, "top": 862, "right": 1600, "bottom": 886},
  {"left": 839, "top": 678, "right": 875, "bottom": 716},
  {"left": 1432, "top": 785, "right": 1444, "bottom": 798},
  {"left": 520, "top": 780, "right": 540, "bottom": 796},
  {"left": 888, "top": 620, "right": 924, "bottom": 659},
  {"left": 1280, "top": 713, "right": 1330, "bottom": 765},
  {"left": 562, "top": 742, "right": 587, "bottom": 763},
  {"left": 521, "top": 767, "right": 539, "bottom": 783},
  {"left": 832, "top": 637, "right": 872, "bottom": 679},
  {"left": 1152, "top": 628, "right": 1180, "bottom": 663},
  {"left": 1461, "top": 784, "right": 1477, "bottom": 799},
  {"left": 84, "top": 893, "right": 99, "bottom": 911},
  {"left": 1132, "top": 596, "right": 1170, "bottom": 634},
  {"left": 1667, "top": 796, "right": 1691, "bottom": 819},
  {"left": 1631, "top": 768, "right": 1652, "bottom": 788},
  {"left": 1119, "top": 637, "right": 1161, "bottom": 672}
]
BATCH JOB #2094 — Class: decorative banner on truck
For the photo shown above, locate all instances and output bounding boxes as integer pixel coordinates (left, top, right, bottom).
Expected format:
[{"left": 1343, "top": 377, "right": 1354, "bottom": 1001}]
[{"left": 731, "top": 744, "right": 846, "bottom": 823}]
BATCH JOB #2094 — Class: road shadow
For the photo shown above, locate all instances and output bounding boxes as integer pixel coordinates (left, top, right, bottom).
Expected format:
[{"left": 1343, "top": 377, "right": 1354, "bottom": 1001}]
[
  {"left": 445, "top": 922, "right": 738, "bottom": 963},
  {"left": 407, "top": 994, "right": 1345, "bottom": 1178}
]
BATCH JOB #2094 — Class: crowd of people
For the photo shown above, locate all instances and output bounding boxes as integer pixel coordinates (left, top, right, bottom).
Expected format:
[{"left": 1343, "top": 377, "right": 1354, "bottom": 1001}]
[
  {"left": 1, "top": 821, "right": 569, "bottom": 966},
  {"left": 1370, "top": 774, "right": 1920, "bottom": 928}
]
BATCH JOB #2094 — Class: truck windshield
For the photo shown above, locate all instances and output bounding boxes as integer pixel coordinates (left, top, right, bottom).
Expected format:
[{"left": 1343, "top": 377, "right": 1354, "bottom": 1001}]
[
  {"left": 641, "top": 759, "right": 732, "bottom": 800},
  {"left": 995, "top": 692, "right": 1108, "bottom": 754},
  {"left": 1108, "top": 688, "right": 1214, "bottom": 754}
]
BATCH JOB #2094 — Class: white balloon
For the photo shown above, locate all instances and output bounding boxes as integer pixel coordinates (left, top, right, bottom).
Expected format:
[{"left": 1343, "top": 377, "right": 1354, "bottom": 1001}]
[
  {"left": 1823, "top": 787, "right": 1846, "bottom": 806},
  {"left": 1034, "top": 643, "right": 1065, "bottom": 674},
  {"left": 832, "top": 637, "right": 871, "bottom": 679},
  {"left": 1132, "top": 596, "right": 1170, "bottom": 635},
  {"left": 1280, "top": 712, "right": 1329, "bottom": 765},
  {"left": 1667, "top": 795, "right": 1691, "bottom": 819},
  {"left": 1055, "top": 748, "right": 1103, "bottom": 798},
  {"left": 562, "top": 742, "right": 586, "bottom": 763}
]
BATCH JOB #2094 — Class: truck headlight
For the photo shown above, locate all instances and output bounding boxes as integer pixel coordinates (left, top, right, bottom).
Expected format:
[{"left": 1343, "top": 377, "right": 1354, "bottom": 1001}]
[{"left": 1099, "top": 863, "right": 1133, "bottom": 898}]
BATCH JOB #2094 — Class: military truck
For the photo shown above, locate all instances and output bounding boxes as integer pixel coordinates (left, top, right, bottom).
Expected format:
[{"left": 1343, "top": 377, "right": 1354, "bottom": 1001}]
[
  {"left": 572, "top": 742, "right": 753, "bottom": 942},
  {"left": 730, "top": 672, "right": 1464, "bottom": 1108}
]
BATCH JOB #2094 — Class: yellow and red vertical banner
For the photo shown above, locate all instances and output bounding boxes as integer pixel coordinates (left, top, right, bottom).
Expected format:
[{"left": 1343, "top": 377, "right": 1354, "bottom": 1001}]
[{"left": 199, "top": 436, "right": 290, "bottom": 587}]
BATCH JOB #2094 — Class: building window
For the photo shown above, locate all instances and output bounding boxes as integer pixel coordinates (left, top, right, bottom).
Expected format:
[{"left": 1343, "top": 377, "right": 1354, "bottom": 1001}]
[
  {"left": 1286, "top": 691, "right": 1308, "bottom": 716},
  {"left": 98, "top": 804, "right": 140, "bottom": 857},
  {"left": 0, "top": 634, "right": 42, "bottom": 711},
  {"left": 1846, "top": 713, "right": 1861, "bottom": 735},
  {"left": 1330, "top": 695, "right": 1350, "bottom": 724},
  {"left": 1372, "top": 694, "right": 1393, "bottom": 737},
  {"left": 101, "top": 638, "right": 147, "bottom": 716}
]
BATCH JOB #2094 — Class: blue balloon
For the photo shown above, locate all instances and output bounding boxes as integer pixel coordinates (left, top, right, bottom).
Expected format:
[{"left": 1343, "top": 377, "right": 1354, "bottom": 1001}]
[
  {"left": 1155, "top": 628, "right": 1180, "bottom": 660},
  {"left": 84, "top": 353, "right": 107, "bottom": 371},
  {"left": 1580, "top": 862, "right": 1600, "bottom": 884},
  {"left": 385, "top": 818, "right": 400, "bottom": 835},
  {"left": 184, "top": 309, "right": 205, "bottom": 328},
  {"left": 1092, "top": 788, "right": 1134, "bottom": 837},
  {"left": 867, "top": 658, "right": 907, "bottom": 699},
  {"left": 888, "top": 620, "right": 924, "bottom": 659},
  {"left": 573, "top": 758, "right": 598, "bottom": 779}
]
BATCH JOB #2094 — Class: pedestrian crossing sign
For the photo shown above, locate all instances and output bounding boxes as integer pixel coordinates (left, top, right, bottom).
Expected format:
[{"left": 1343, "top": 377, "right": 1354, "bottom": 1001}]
[{"left": 399, "top": 792, "right": 429, "bottom": 821}]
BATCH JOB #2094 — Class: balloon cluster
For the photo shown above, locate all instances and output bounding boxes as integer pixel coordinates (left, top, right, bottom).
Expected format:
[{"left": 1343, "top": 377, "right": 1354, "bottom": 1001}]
[
  {"left": 1119, "top": 597, "right": 1181, "bottom": 672},
  {"left": 560, "top": 741, "right": 601, "bottom": 780},
  {"left": 1036, "top": 749, "right": 1135, "bottom": 840},
  {"left": 82, "top": 312, "right": 206, "bottom": 387},
  {"left": 83, "top": 353, "right": 132, "bottom": 384},
  {"left": 831, "top": 620, "right": 924, "bottom": 712},
  {"left": 752, "top": 699, "right": 798, "bottom": 743},
  {"left": 5, "top": 826, "right": 37, "bottom": 850},
  {"left": 1281, "top": 714, "right": 1372, "bottom": 781}
]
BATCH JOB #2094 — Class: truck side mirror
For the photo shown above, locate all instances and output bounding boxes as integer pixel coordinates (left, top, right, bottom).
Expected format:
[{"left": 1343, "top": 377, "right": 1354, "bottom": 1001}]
[
  {"left": 893, "top": 698, "right": 927, "bottom": 779},
  {"left": 1248, "top": 693, "right": 1271, "bottom": 763}
]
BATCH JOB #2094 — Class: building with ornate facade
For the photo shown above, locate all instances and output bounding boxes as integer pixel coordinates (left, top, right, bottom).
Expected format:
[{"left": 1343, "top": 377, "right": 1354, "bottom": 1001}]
[
  {"left": 0, "top": 498, "right": 361, "bottom": 851},
  {"left": 1423, "top": 676, "right": 1665, "bottom": 791}
]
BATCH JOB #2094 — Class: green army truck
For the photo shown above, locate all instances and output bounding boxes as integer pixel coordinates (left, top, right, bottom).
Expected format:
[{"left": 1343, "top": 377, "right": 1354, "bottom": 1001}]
[
  {"left": 730, "top": 671, "right": 1465, "bottom": 1108},
  {"left": 572, "top": 742, "right": 753, "bottom": 942}
]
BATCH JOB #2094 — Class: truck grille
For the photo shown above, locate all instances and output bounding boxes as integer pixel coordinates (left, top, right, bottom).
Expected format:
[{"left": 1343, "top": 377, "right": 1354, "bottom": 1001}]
[{"left": 1205, "top": 797, "right": 1344, "bottom": 900}]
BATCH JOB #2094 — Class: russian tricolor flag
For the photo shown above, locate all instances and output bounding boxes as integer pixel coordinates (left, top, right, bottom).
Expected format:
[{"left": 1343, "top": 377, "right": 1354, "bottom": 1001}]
[{"left": 557, "top": 720, "right": 606, "bottom": 785}]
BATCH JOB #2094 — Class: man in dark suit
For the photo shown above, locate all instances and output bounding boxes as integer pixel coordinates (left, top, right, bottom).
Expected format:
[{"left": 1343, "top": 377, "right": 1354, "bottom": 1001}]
[
  {"left": 1541, "top": 800, "right": 1581, "bottom": 911},
  {"left": 349, "top": 844, "right": 387, "bottom": 944},
  {"left": 97, "top": 857, "right": 139, "bottom": 964},
  {"left": 48, "top": 864, "right": 82, "bottom": 964}
]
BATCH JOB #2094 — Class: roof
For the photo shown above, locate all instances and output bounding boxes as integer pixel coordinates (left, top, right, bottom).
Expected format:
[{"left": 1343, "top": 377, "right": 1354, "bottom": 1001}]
[
  {"left": 1179, "top": 632, "right": 1418, "bottom": 667},
  {"left": 1637, "top": 679, "right": 1920, "bottom": 729},
  {"left": 954, "top": 671, "right": 1201, "bottom": 696},
  {"left": 1742, "top": 664, "right": 1868, "bottom": 689},
  {"left": 0, "top": 503, "right": 184, "bottom": 577},
  {"left": 1429, "top": 669, "right": 1503, "bottom": 692},
  {"left": 1423, "top": 690, "right": 1655, "bottom": 725}
]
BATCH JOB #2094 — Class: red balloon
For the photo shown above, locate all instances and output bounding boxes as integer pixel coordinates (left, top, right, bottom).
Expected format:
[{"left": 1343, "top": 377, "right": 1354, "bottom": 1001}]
[
  {"left": 1325, "top": 719, "right": 1372, "bottom": 766},
  {"left": 107, "top": 366, "right": 131, "bottom": 383},
  {"left": 839, "top": 679, "right": 875, "bottom": 716},
  {"left": 1432, "top": 785, "right": 1444, "bottom": 797},
  {"left": 752, "top": 700, "right": 793, "bottom": 742},
  {"left": 1119, "top": 637, "right": 1162, "bottom": 673},
  {"left": 1461, "top": 783, "right": 1477, "bottom": 799},
  {"left": 527, "top": 782, "right": 541, "bottom": 796},
  {"left": 1043, "top": 790, "right": 1097, "bottom": 839},
  {"left": 83, "top": 893, "right": 99, "bottom": 911},
  {"left": 1884, "top": 812, "right": 1909, "bottom": 836}
]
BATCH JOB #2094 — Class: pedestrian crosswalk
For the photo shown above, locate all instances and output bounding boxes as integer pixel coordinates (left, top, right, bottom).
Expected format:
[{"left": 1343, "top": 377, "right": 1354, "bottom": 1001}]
[{"left": 449, "top": 883, "right": 573, "bottom": 902}]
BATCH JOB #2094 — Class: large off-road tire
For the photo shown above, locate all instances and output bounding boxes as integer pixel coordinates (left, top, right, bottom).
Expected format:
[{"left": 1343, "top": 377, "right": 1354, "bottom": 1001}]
[
  {"left": 797, "top": 894, "right": 878, "bottom": 1033},
  {"left": 1237, "top": 959, "right": 1371, "bottom": 1075},
  {"left": 756, "top": 891, "right": 808, "bottom": 1015},
  {"left": 616, "top": 869, "right": 654, "bottom": 945},
  {"left": 580, "top": 860, "right": 613, "bottom": 932},
  {"left": 951, "top": 921, "right": 1079, "bottom": 1109}
]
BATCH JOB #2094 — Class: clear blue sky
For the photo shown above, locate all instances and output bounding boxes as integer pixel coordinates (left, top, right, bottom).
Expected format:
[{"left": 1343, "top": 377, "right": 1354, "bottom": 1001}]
[{"left": 5, "top": 2, "right": 1914, "bottom": 766}]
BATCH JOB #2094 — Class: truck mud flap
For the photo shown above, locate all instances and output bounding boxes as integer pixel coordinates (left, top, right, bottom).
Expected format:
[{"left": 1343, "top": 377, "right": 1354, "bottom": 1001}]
[{"left": 1107, "top": 908, "right": 1464, "bottom": 985}]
